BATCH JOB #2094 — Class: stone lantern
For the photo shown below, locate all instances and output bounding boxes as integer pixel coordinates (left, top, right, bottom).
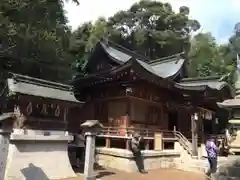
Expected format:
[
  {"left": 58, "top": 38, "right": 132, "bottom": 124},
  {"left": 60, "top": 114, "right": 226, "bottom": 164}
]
[{"left": 80, "top": 120, "right": 103, "bottom": 180}]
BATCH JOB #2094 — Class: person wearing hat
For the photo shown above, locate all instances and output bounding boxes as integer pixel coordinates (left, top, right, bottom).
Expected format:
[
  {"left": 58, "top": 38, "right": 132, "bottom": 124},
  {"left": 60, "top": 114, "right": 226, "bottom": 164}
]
[{"left": 130, "top": 132, "right": 147, "bottom": 173}]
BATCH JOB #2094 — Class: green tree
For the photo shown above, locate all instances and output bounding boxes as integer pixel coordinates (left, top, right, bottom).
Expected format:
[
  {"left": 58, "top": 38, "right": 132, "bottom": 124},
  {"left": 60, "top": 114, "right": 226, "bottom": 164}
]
[
  {"left": 108, "top": 0, "right": 200, "bottom": 59},
  {"left": 69, "top": 18, "right": 114, "bottom": 73},
  {"left": 188, "top": 33, "right": 222, "bottom": 77},
  {"left": 188, "top": 32, "right": 237, "bottom": 84},
  {"left": 71, "top": 0, "right": 200, "bottom": 74},
  {"left": 0, "top": 0, "right": 79, "bottom": 83}
]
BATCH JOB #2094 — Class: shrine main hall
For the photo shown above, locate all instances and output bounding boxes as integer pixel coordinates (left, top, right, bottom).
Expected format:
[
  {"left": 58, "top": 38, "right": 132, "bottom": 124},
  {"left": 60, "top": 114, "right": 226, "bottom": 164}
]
[{"left": 72, "top": 39, "right": 233, "bottom": 151}]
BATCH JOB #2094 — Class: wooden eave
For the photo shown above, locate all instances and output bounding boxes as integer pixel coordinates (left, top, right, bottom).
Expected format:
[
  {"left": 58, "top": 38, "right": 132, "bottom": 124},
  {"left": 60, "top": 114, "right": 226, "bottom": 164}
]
[{"left": 73, "top": 58, "right": 175, "bottom": 90}]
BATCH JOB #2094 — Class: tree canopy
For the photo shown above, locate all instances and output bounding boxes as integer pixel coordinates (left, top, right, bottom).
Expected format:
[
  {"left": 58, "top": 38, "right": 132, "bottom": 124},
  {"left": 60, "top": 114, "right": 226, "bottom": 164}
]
[
  {"left": 0, "top": 0, "right": 80, "bottom": 83},
  {"left": 187, "top": 28, "right": 240, "bottom": 84},
  {"left": 1, "top": 0, "right": 239, "bottom": 85},
  {"left": 70, "top": 0, "right": 200, "bottom": 73}
]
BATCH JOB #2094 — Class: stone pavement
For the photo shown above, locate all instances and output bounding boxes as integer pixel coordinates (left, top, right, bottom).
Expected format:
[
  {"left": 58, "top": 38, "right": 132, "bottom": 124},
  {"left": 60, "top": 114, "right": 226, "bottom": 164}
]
[{"left": 62, "top": 168, "right": 205, "bottom": 180}]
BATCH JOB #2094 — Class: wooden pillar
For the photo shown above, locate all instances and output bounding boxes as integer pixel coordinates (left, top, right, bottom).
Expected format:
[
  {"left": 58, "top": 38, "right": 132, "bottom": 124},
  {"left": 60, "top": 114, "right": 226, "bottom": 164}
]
[
  {"left": 191, "top": 114, "right": 198, "bottom": 157},
  {"left": 154, "top": 132, "right": 163, "bottom": 150},
  {"left": 212, "top": 113, "right": 216, "bottom": 135},
  {"left": 128, "top": 98, "right": 133, "bottom": 127},
  {"left": 126, "top": 139, "right": 130, "bottom": 150},
  {"left": 105, "top": 137, "right": 111, "bottom": 148},
  {"left": 200, "top": 116, "right": 204, "bottom": 144}
]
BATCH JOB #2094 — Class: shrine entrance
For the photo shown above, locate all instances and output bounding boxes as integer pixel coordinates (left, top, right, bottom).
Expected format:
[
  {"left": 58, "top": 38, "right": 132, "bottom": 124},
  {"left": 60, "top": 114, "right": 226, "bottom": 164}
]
[{"left": 168, "top": 111, "right": 179, "bottom": 131}]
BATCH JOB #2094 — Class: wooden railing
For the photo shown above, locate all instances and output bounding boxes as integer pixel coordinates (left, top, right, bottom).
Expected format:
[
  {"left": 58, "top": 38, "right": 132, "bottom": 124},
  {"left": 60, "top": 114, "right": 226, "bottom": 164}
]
[
  {"left": 98, "top": 127, "right": 196, "bottom": 155},
  {"left": 99, "top": 126, "right": 176, "bottom": 140},
  {"left": 70, "top": 126, "right": 194, "bottom": 155}
]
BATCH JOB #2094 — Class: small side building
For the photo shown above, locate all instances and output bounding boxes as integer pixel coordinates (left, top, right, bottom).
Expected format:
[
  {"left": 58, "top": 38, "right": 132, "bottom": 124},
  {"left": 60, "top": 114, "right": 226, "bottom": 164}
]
[{"left": 0, "top": 73, "right": 83, "bottom": 180}]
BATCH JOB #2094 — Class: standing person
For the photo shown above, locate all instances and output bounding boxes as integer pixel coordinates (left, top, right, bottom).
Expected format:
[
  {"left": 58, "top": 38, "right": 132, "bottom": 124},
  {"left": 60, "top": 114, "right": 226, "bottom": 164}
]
[
  {"left": 75, "top": 130, "right": 85, "bottom": 168},
  {"left": 205, "top": 135, "right": 218, "bottom": 179},
  {"left": 130, "top": 132, "right": 147, "bottom": 174}
]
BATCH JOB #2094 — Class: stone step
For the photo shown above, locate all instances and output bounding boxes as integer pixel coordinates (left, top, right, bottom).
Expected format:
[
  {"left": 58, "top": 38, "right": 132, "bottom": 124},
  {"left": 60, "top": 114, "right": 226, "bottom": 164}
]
[
  {"left": 213, "top": 175, "right": 240, "bottom": 180},
  {"left": 218, "top": 166, "right": 240, "bottom": 177},
  {"left": 178, "top": 164, "right": 206, "bottom": 173}
]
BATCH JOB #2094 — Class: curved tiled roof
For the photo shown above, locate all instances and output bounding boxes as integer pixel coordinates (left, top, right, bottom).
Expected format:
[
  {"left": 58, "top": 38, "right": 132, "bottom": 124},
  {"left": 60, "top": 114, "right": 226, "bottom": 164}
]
[
  {"left": 77, "top": 40, "right": 233, "bottom": 97},
  {"left": 176, "top": 76, "right": 234, "bottom": 96},
  {"left": 179, "top": 77, "right": 230, "bottom": 90},
  {"left": 150, "top": 58, "right": 185, "bottom": 78},
  {"left": 217, "top": 98, "right": 240, "bottom": 108},
  {"left": 7, "top": 73, "right": 81, "bottom": 103},
  {"left": 100, "top": 42, "right": 132, "bottom": 63},
  {"left": 98, "top": 41, "right": 185, "bottom": 79}
]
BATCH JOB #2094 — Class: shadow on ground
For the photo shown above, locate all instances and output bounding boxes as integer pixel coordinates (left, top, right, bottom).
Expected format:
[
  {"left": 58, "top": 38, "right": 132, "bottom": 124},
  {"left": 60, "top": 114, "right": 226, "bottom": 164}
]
[
  {"left": 215, "top": 157, "right": 240, "bottom": 179},
  {"left": 21, "top": 163, "right": 49, "bottom": 180},
  {"left": 72, "top": 163, "right": 116, "bottom": 179}
]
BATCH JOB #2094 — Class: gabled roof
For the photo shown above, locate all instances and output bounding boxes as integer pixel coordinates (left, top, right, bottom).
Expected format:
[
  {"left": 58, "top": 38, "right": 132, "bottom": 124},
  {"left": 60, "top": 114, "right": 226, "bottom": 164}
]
[
  {"left": 99, "top": 40, "right": 149, "bottom": 63},
  {"left": 217, "top": 98, "right": 240, "bottom": 108},
  {"left": 73, "top": 58, "right": 174, "bottom": 89},
  {"left": 180, "top": 76, "right": 230, "bottom": 89},
  {"left": 176, "top": 76, "right": 234, "bottom": 97},
  {"left": 7, "top": 73, "right": 81, "bottom": 103},
  {"left": 149, "top": 55, "right": 185, "bottom": 79},
  {"left": 74, "top": 40, "right": 233, "bottom": 101},
  {"left": 85, "top": 40, "right": 186, "bottom": 80}
]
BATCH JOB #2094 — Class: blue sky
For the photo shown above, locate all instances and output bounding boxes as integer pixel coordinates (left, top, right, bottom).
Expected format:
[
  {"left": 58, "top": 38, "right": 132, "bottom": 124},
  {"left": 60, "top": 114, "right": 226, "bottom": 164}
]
[{"left": 64, "top": 0, "right": 240, "bottom": 44}]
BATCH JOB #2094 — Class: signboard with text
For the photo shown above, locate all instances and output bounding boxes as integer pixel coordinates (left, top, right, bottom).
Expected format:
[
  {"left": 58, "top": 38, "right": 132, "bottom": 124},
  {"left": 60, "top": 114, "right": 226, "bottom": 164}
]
[{"left": 23, "top": 101, "right": 66, "bottom": 121}]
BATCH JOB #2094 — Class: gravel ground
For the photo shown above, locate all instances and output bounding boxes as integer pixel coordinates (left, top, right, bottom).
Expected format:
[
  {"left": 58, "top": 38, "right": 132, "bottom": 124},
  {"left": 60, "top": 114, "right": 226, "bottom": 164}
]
[{"left": 61, "top": 168, "right": 205, "bottom": 180}]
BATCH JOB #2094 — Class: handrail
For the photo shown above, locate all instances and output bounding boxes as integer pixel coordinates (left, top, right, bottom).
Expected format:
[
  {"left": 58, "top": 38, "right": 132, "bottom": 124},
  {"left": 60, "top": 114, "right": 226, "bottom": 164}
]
[{"left": 174, "top": 131, "right": 193, "bottom": 156}]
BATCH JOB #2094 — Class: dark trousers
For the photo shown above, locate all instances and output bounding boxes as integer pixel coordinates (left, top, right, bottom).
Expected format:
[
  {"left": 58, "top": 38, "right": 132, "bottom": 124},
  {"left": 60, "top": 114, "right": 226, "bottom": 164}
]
[
  {"left": 133, "top": 151, "right": 145, "bottom": 172},
  {"left": 206, "top": 157, "right": 217, "bottom": 176},
  {"left": 76, "top": 147, "right": 85, "bottom": 161}
]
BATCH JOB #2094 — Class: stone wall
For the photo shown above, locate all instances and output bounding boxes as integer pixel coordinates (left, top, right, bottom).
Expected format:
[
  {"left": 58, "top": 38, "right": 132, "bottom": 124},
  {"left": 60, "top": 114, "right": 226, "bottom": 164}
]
[
  {"left": 96, "top": 148, "right": 180, "bottom": 172},
  {"left": 4, "top": 129, "right": 76, "bottom": 180}
]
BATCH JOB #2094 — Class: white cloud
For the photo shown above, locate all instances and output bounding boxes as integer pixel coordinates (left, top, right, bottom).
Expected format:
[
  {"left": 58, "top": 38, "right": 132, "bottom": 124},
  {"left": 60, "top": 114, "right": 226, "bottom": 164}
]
[
  {"left": 63, "top": 0, "right": 201, "bottom": 30},
  {"left": 64, "top": 0, "right": 137, "bottom": 30}
]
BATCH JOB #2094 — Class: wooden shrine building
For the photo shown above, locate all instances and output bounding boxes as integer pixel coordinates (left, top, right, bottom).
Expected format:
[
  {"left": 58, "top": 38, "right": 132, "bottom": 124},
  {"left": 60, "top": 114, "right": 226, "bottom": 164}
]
[
  {"left": 0, "top": 73, "right": 83, "bottom": 132},
  {"left": 0, "top": 73, "right": 83, "bottom": 179},
  {"left": 72, "top": 40, "right": 233, "bottom": 150}
]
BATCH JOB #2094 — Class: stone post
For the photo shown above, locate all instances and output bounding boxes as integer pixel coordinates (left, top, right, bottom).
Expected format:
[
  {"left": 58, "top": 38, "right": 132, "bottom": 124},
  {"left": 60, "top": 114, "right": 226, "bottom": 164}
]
[
  {"left": 0, "top": 130, "right": 11, "bottom": 179},
  {"left": 81, "top": 120, "right": 103, "bottom": 180},
  {"left": 0, "top": 113, "right": 14, "bottom": 180}
]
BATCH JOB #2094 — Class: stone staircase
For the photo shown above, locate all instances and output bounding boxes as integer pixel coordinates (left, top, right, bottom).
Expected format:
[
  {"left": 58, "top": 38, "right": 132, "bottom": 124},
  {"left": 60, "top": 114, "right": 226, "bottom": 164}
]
[
  {"left": 173, "top": 131, "right": 240, "bottom": 179},
  {"left": 174, "top": 131, "right": 205, "bottom": 173},
  {"left": 175, "top": 135, "right": 240, "bottom": 179}
]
